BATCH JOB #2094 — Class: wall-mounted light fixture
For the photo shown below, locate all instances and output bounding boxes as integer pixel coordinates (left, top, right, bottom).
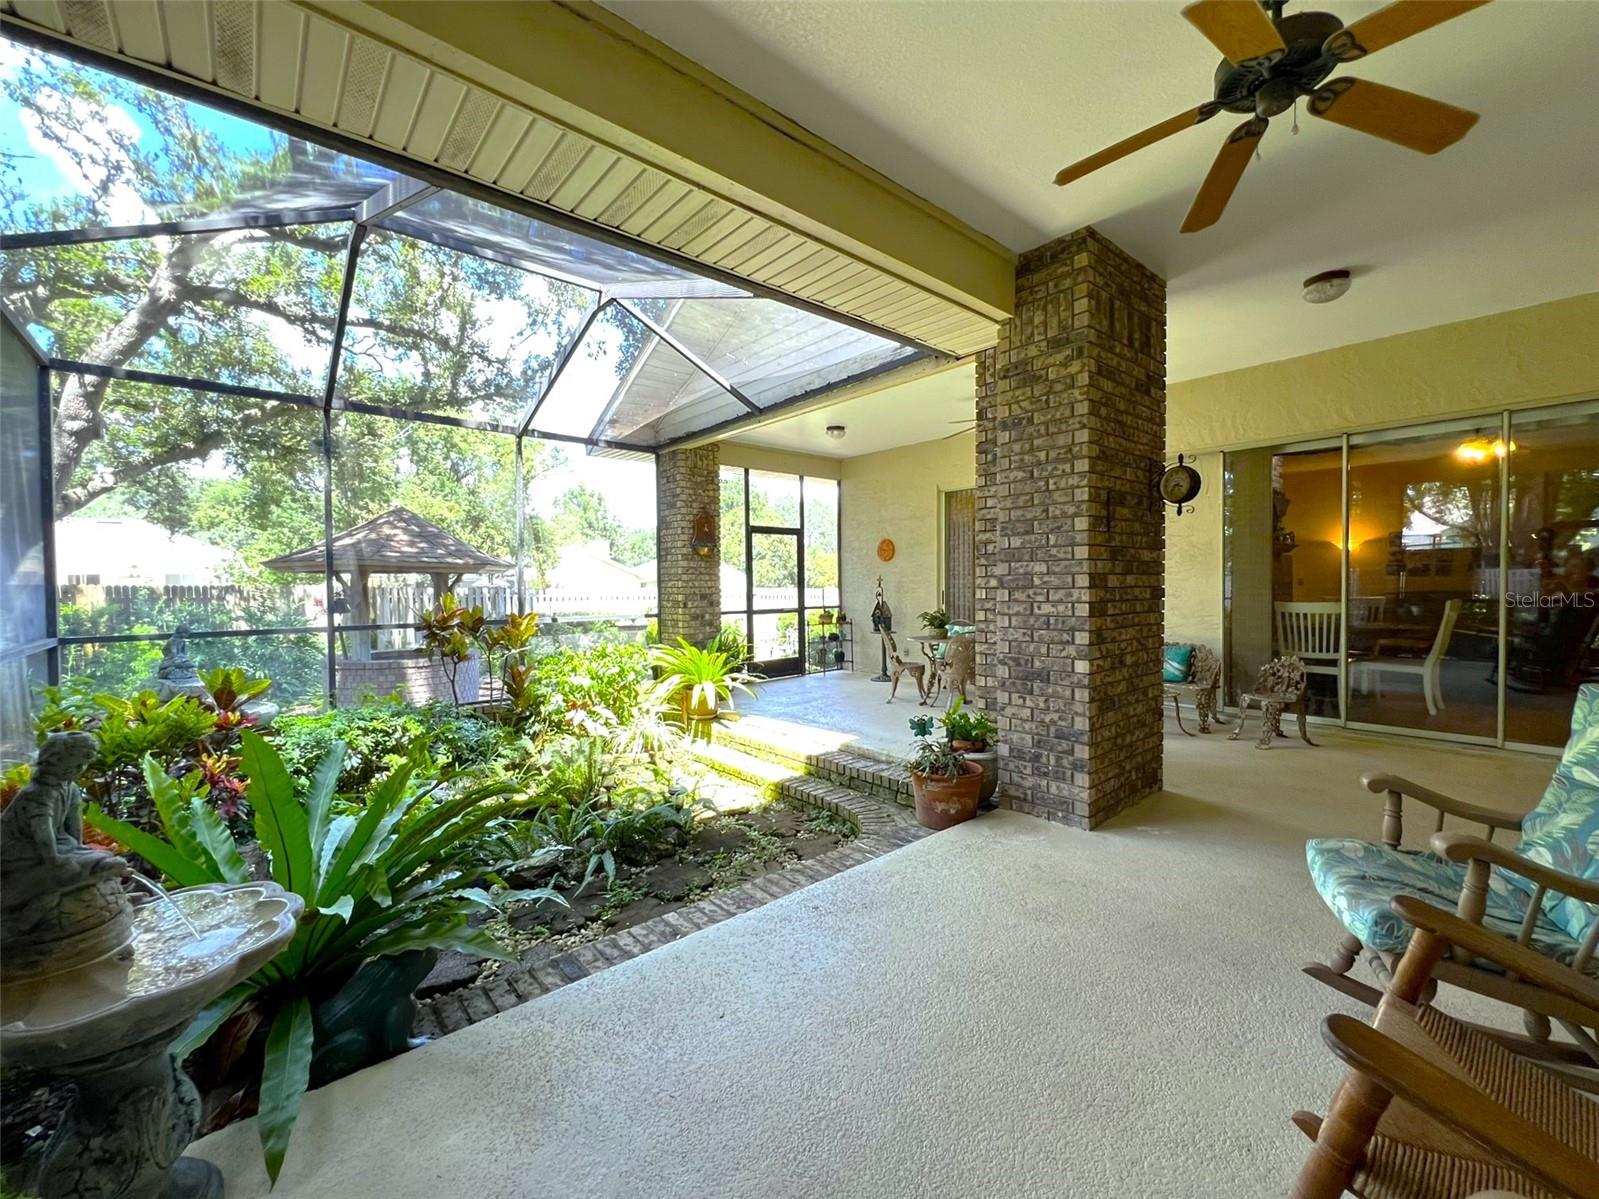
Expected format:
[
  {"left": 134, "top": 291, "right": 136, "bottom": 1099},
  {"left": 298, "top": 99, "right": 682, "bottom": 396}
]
[{"left": 690, "top": 510, "right": 716, "bottom": 557}]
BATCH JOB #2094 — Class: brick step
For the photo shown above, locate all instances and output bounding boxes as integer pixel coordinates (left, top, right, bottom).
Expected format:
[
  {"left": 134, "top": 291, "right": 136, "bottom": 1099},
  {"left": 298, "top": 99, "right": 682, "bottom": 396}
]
[
  {"left": 710, "top": 721, "right": 913, "bottom": 806},
  {"left": 685, "top": 738, "right": 913, "bottom": 838},
  {"left": 685, "top": 736, "right": 795, "bottom": 794}
]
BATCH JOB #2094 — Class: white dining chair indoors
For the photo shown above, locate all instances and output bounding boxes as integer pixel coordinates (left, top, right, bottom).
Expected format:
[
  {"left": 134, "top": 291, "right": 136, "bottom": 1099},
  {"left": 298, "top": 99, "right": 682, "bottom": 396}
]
[
  {"left": 1350, "top": 599, "right": 1463, "bottom": 717},
  {"left": 1275, "top": 601, "right": 1344, "bottom": 718},
  {"left": 1348, "top": 595, "right": 1387, "bottom": 627}
]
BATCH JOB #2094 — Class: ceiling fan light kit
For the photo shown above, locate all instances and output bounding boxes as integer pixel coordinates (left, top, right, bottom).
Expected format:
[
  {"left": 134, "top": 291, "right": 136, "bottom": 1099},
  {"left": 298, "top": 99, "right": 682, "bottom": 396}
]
[
  {"left": 1302, "top": 268, "right": 1352, "bottom": 303},
  {"left": 1052, "top": 0, "right": 1490, "bottom": 232}
]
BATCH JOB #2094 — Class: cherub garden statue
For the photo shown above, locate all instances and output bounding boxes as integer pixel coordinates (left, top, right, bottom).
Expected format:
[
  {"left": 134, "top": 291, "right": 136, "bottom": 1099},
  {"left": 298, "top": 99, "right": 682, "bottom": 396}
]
[{"left": 0, "top": 731, "right": 133, "bottom": 978}]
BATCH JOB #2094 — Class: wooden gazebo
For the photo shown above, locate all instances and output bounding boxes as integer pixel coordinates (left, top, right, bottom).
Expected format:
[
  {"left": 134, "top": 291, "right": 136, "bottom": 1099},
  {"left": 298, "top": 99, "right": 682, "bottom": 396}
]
[{"left": 264, "top": 507, "right": 510, "bottom": 660}]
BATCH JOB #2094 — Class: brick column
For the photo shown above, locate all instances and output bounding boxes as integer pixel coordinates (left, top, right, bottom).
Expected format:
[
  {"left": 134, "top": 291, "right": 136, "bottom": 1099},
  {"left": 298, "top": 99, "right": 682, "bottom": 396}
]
[
  {"left": 656, "top": 445, "right": 721, "bottom": 646},
  {"left": 976, "top": 228, "right": 1166, "bottom": 829}
]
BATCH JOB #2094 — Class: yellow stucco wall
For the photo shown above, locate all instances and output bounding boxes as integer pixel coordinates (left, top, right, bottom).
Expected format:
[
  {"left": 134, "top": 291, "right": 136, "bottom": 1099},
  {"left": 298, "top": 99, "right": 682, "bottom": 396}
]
[
  {"left": 1169, "top": 293, "right": 1598, "bottom": 453},
  {"left": 838, "top": 431, "right": 976, "bottom": 669},
  {"left": 1163, "top": 293, "right": 1599, "bottom": 654},
  {"left": 1163, "top": 450, "right": 1224, "bottom": 651}
]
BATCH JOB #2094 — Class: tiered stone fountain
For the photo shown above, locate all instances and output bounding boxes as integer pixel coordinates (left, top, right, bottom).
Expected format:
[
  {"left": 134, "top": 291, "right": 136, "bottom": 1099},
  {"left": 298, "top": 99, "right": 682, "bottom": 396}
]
[{"left": 1, "top": 732, "right": 301, "bottom": 1198}]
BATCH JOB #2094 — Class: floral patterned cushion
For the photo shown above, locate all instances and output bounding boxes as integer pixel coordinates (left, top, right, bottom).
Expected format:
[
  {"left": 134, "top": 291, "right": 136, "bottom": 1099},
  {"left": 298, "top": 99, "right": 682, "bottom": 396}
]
[
  {"left": 1306, "top": 837, "right": 1594, "bottom": 974},
  {"left": 1508, "top": 683, "right": 1599, "bottom": 942}
]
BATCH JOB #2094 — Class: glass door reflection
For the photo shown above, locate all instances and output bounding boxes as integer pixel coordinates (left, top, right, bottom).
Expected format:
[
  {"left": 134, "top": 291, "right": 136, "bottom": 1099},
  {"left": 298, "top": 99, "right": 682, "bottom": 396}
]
[
  {"left": 1503, "top": 402, "right": 1599, "bottom": 746},
  {"left": 1346, "top": 420, "right": 1501, "bottom": 739}
]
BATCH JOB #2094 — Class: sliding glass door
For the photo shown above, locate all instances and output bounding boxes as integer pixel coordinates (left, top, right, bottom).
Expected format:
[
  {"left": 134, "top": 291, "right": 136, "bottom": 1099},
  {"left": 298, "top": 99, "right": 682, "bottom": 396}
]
[
  {"left": 1345, "top": 420, "right": 1501, "bottom": 740},
  {"left": 1503, "top": 402, "right": 1599, "bottom": 747},
  {"left": 1222, "top": 398, "right": 1598, "bottom": 750}
]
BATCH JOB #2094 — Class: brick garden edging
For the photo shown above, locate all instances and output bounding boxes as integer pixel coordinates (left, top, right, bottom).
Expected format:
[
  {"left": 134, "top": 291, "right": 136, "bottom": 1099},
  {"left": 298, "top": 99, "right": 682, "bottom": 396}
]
[{"left": 412, "top": 731, "right": 926, "bottom": 1038}]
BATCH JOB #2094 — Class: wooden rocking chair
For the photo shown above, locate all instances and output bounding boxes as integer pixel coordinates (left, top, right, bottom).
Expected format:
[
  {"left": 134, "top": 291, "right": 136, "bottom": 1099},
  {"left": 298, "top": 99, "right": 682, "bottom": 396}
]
[
  {"left": 1292, "top": 896, "right": 1599, "bottom": 1199},
  {"left": 1304, "top": 685, "right": 1599, "bottom": 1069}
]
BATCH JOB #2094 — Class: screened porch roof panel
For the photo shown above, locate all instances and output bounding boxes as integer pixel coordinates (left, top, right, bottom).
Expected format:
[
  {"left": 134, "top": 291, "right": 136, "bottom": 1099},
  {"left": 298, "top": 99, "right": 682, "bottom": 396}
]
[{"left": 0, "top": 37, "right": 938, "bottom": 451}]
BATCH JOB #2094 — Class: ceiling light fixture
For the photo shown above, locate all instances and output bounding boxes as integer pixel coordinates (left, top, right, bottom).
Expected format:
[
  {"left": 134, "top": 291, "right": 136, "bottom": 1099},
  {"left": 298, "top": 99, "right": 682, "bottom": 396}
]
[
  {"left": 825, "top": 425, "right": 846, "bottom": 441},
  {"left": 1453, "top": 435, "right": 1516, "bottom": 464},
  {"left": 1302, "top": 268, "right": 1352, "bottom": 304}
]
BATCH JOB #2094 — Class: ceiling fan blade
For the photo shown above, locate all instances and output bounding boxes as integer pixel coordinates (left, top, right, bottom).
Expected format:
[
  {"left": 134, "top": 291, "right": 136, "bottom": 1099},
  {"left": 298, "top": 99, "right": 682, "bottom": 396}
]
[
  {"left": 1308, "top": 78, "right": 1479, "bottom": 153},
  {"left": 1181, "top": 0, "right": 1287, "bottom": 66},
  {"left": 1181, "top": 117, "right": 1268, "bottom": 234},
  {"left": 1054, "top": 104, "right": 1219, "bottom": 186},
  {"left": 1325, "top": 0, "right": 1491, "bottom": 62}
]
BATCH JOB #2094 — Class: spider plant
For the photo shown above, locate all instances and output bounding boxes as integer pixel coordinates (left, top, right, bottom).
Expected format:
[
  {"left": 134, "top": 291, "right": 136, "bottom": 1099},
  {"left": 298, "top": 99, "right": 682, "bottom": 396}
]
[{"left": 649, "top": 638, "right": 755, "bottom": 723}]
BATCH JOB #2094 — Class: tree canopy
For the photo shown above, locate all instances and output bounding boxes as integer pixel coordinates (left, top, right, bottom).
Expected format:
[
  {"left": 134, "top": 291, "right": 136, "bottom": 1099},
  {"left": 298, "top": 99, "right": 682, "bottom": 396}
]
[{"left": 0, "top": 48, "right": 654, "bottom": 600}]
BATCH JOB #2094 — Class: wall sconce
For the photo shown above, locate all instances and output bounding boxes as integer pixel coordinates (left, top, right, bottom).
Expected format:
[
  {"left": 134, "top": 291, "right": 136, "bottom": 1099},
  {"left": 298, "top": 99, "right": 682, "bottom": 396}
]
[{"left": 690, "top": 510, "right": 716, "bottom": 557}]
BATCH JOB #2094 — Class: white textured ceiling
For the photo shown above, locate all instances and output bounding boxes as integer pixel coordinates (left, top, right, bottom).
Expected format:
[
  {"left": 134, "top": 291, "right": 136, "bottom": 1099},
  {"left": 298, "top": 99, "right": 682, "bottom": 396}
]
[
  {"left": 604, "top": 0, "right": 1599, "bottom": 383},
  {"left": 728, "top": 362, "right": 976, "bottom": 458}
]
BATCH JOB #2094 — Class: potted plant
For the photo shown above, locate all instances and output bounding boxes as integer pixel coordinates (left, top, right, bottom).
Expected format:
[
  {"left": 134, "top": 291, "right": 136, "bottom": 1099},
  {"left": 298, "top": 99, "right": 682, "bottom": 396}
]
[
  {"left": 940, "top": 698, "right": 999, "bottom": 802},
  {"left": 918, "top": 607, "right": 950, "bottom": 638},
  {"left": 650, "top": 637, "right": 755, "bottom": 723},
  {"left": 904, "top": 735, "right": 983, "bottom": 830}
]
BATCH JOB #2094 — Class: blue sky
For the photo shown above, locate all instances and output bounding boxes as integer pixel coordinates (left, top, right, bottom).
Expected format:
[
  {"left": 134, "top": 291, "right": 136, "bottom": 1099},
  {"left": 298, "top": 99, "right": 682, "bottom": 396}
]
[{"left": 1, "top": 40, "right": 283, "bottom": 215}]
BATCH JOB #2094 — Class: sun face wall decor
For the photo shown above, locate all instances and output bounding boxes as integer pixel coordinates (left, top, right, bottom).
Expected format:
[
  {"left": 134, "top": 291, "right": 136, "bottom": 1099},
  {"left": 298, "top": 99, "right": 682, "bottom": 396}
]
[{"left": 877, "top": 538, "right": 896, "bottom": 562}]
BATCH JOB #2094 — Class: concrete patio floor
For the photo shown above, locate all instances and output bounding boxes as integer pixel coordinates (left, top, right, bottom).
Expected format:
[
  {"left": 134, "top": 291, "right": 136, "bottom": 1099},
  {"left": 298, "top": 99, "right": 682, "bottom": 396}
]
[
  {"left": 736, "top": 668, "right": 983, "bottom": 755},
  {"left": 194, "top": 718, "right": 1559, "bottom": 1198}
]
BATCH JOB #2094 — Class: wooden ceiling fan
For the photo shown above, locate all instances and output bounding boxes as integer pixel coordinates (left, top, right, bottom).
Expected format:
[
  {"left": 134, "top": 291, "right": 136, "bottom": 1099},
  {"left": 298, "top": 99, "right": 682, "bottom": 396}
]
[{"left": 1053, "top": 0, "right": 1489, "bottom": 232}]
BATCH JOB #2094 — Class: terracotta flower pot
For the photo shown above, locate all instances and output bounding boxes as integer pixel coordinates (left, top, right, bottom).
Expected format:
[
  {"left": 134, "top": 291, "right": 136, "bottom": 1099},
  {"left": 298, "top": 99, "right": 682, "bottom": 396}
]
[{"left": 910, "top": 761, "right": 983, "bottom": 830}]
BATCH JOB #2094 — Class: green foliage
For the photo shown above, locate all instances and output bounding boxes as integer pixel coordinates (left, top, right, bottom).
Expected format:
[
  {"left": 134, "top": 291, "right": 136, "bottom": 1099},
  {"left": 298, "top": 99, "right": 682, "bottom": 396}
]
[
  {"left": 418, "top": 592, "right": 487, "bottom": 707},
  {"left": 33, "top": 673, "right": 267, "bottom": 830},
  {"left": 271, "top": 701, "right": 509, "bottom": 792},
  {"left": 550, "top": 483, "right": 621, "bottom": 551},
  {"left": 0, "top": 49, "right": 584, "bottom": 593},
  {"left": 91, "top": 732, "right": 563, "bottom": 1183},
  {"left": 198, "top": 666, "right": 271, "bottom": 713},
  {"left": 940, "top": 697, "right": 997, "bottom": 749},
  {"left": 917, "top": 607, "right": 950, "bottom": 631},
  {"left": 34, "top": 681, "right": 219, "bottom": 820},
  {"left": 0, "top": 762, "right": 29, "bottom": 808},
  {"left": 709, "top": 623, "right": 749, "bottom": 665},
  {"left": 649, "top": 638, "right": 755, "bottom": 722},
  {"left": 521, "top": 641, "right": 660, "bottom": 738},
  {"left": 904, "top": 736, "right": 967, "bottom": 780},
  {"left": 56, "top": 589, "right": 324, "bottom": 709},
  {"left": 511, "top": 737, "right": 697, "bottom": 894}
]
